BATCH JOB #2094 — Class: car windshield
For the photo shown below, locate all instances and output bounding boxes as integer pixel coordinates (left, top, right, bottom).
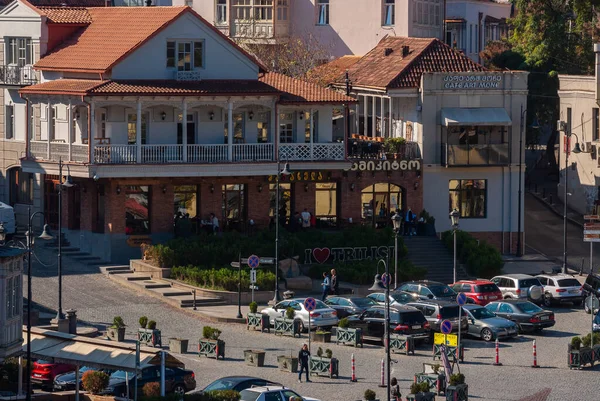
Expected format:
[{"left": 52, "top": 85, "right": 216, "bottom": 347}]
[
  {"left": 557, "top": 278, "right": 581, "bottom": 287},
  {"left": 204, "top": 378, "right": 239, "bottom": 392},
  {"left": 429, "top": 285, "right": 456, "bottom": 297},
  {"left": 352, "top": 298, "right": 376, "bottom": 307},
  {"left": 514, "top": 302, "right": 543, "bottom": 314},
  {"left": 519, "top": 278, "right": 541, "bottom": 288},
  {"left": 594, "top": 312, "right": 600, "bottom": 325},
  {"left": 239, "top": 390, "right": 260, "bottom": 401},
  {"left": 391, "top": 293, "right": 413, "bottom": 302},
  {"left": 469, "top": 307, "right": 496, "bottom": 319},
  {"left": 440, "top": 306, "right": 461, "bottom": 318},
  {"left": 474, "top": 284, "right": 499, "bottom": 293},
  {"left": 110, "top": 371, "right": 131, "bottom": 379},
  {"left": 398, "top": 311, "right": 426, "bottom": 324},
  {"left": 36, "top": 360, "right": 52, "bottom": 365},
  {"left": 313, "top": 300, "right": 328, "bottom": 309}
]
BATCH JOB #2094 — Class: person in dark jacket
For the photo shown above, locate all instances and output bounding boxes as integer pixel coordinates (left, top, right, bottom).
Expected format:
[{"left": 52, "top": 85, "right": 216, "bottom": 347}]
[
  {"left": 330, "top": 269, "right": 339, "bottom": 295},
  {"left": 298, "top": 344, "right": 311, "bottom": 383}
]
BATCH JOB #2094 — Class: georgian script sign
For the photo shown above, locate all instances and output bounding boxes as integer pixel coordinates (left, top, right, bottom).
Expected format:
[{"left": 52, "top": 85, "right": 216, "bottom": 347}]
[
  {"left": 304, "top": 246, "right": 394, "bottom": 264},
  {"left": 443, "top": 74, "right": 502, "bottom": 89},
  {"left": 345, "top": 159, "right": 421, "bottom": 172}
]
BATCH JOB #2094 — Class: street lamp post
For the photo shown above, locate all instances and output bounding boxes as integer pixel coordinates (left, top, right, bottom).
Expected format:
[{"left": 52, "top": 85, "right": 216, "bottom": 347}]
[
  {"left": 25, "top": 208, "right": 53, "bottom": 401},
  {"left": 56, "top": 158, "right": 74, "bottom": 320},
  {"left": 391, "top": 213, "right": 402, "bottom": 290},
  {"left": 273, "top": 160, "right": 291, "bottom": 304},
  {"left": 377, "top": 259, "right": 391, "bottom": 401},
  {"left": 450, "top": 209, "right": 460, "bottom": 283}
]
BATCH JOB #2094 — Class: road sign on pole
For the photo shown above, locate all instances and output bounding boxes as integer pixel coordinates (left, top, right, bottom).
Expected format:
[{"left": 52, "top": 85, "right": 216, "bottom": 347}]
[
  {"left": 455, "top": 293, "right": 466, "bottom": 365},
  {"left": 456, "top": 293, "right": 467, "bottom": 306},
  {"left": 381, "top": 273, "right": 391, "bottom": 288},
  {"left": 441, "top": 320, "right": 452, "bottom": 335},
  {"left": 304, "top": 297, "right": 317, "bottom": 353},
  {"left": 242, "top": 257, "right": 275, "bottom": 265},
  {"left": 230, "top": 262, "right": 240, "bottom": 268},
  {"left": 247, "top": 255, "right": 260, "bottom": 268},
  {"left": 250, "top": 269, "right": 257, "bottom": 284}
]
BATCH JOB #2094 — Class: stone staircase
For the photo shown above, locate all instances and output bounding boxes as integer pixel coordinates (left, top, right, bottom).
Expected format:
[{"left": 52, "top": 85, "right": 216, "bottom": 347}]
[
  {"left": 102, "top": 266, "right": 227, "bottom": 309},
  {"left": 404, "top": 236, "right": 469, "bottom": 284},
  {"left": 43, "top": 233, "right": 110, "bottom": 267}
]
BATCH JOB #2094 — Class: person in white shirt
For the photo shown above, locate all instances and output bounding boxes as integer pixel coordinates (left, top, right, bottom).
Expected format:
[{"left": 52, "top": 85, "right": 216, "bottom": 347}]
[
  {"left": 301, "top": 208, "right": 311, "bottom": 229},
  {"left": 210, "top": 212, "right": 219, "bottom": 235}
]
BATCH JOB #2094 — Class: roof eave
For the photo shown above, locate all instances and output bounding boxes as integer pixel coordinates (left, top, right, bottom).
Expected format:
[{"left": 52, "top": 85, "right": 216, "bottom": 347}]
[
  {"left": 279, "top": 100, "right": 358, "bottom": 105},
  {"left": 34, "top": 66, "right": 106, "bottom": 74}
]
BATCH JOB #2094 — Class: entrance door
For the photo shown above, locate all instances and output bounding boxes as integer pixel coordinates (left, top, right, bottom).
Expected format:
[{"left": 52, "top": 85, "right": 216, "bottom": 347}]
[
  {"left": 177, "top": 114, "right": 195, "bottom": 145},
  {"left": 93, "top": 184, "right": 105, "bottom": 233},
  {"left": 68, "top": 188, "right": 81, "bottom": 230},
  {"left": 44, "top": 177, "right": 59, "bottom": 229}
]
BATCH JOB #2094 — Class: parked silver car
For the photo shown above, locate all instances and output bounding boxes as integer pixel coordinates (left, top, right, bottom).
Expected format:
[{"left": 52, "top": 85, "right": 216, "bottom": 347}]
[
  {"left": 367, "top": 291, "right": 418, "bottom": 307},
  {"left": 260, "top": 298, "right": 338, "bottom": 332},
  {"left": 490, "top": 274, "right": 544, "bottom": 304},
  {"left": 463, "top": 304, "right": 519, "bottom": 341}
]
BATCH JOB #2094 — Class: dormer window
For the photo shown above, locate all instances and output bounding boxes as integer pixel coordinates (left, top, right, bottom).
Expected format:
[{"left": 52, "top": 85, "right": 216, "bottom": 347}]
[{"left": 167, "top": 40, "right": 204, "bottom": 70}]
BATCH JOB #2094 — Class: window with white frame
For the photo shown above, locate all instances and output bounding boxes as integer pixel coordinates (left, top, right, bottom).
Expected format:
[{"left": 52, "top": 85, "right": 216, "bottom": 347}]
[
  {"left": 256, "top": 112, "right": 270, "bottom": 143},
  {"left": 216, "top": 0, "right": 227, "bottom": 23},
  {"left": 383, "top": 0, "right": 394, "bottom": 26},
  {"left": 100, "top": 111, "right": 107, "bottom": 138},
  {"left": 166, "top": 41, "right": 204, "bottom": 70},
  {"left": 5, "top": 105, "right": 14, "bottom": 139},
  {"left": 127, "top": 113, "right": 148, "bottom": 144},
  {"left": 413, "top": 0, "right": 440, "bottom": 26},
  {"left": 7, "top": 37, "right": 32, "bottom": 66},
  {"left": 49, "top": 106, "right": 56, "bottom": 140},
  {"left": 279, "top": 112, "right": 294, "bottom": 143},
  {"left": 304, "top": 111, "right": 318, "bottom": 143},
  {"left": 317, "top": 0, "right": 329, "bottom": 25},
  {"left": 233, "top": 0, "right": 252, "bottom": 19},
  {"left": 224, "top": 113, "right": 245, "bottom": 143},
  {"left": 255, "top": 0, "right": 273, "bottom": 20},
  {"left": 277, "top": 0, "right": 288, "bottom": 20}
]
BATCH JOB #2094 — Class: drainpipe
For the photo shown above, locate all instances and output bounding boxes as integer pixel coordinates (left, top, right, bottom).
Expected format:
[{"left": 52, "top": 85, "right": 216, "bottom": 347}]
[
  {"left": 25, "top": 97, "right": 30, "bottom": 159},
  {"left": 81, "top": 97, "right": 91, "bottom": 164},
  {"left": 595, "top": 43, "right": 600, "bottom": 106}
]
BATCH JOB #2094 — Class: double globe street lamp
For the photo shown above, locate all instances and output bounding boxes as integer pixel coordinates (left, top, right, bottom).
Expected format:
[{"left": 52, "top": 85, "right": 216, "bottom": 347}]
[
  {"left": 273, "top": 160, "right": 291, "bottom": 304},
  {"left": 450, "top": 208, "right": 460, "bottom": 283}
]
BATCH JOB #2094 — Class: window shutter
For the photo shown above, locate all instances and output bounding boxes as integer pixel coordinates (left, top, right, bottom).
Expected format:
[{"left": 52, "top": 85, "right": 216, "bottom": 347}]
[{"left": 5, "top": 105, "right": 13, "bottom": 139}]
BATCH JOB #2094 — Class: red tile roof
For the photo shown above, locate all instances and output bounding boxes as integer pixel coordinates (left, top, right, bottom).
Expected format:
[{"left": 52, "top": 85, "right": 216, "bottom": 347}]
[
  {"left": 19, "top": 79, "right": 108, "bottom": 95},
  {"left": 38, "top": 6, "right": 91, "bottom": 24},
  {"left": 306, "top": 55, "right": 361, "bottom": 87},
  {"left": 89, "top": 79, "right": 281, "bottom": 96},
  {"left": 260, "top": 72, "right": 356, "bottom": 104},
  {"left": 332, "top": 36, "right": 485, "bottom": 90}
]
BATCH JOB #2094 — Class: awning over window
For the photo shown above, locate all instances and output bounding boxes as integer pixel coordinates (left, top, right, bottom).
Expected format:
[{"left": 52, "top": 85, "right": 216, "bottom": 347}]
[{"left": 441, "top": 108, "right": 512, "bottom": 127}]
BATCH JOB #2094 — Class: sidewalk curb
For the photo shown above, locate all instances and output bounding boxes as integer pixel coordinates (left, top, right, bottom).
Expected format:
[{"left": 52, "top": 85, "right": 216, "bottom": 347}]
[{"left": 527, "top": 190, "right": 584, "bottom": 229}]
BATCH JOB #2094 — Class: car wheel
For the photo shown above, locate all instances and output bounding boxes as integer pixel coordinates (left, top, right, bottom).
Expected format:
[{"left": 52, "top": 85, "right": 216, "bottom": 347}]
[
  {"left": 585, "top": 302, "right": 591, "bottom": 314},
  {"left": 296, "top": 319, "right": 306, "bottom": 333},
  {"left": 543, "top": 294, "right": 553, "bottom": 307},
  {"left": 481, "top": 328, "right": 494, "bottom": 342},
  {"left": 173, "top": 384, "right": 186, "bottom": 396}
]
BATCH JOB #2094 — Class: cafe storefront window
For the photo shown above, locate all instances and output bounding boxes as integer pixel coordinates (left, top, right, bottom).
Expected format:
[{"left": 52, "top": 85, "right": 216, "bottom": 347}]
[
  {"left": 269, "top": 183, "right": 291, "bottom": 218},
  {"left": 125, "top": 185, "right": 150, "bottom": 235},
  {"left": 222, "top": 184, "right": 246, "bottom": 230},
  {"left": 174, "top": 185, "right": 198, "bottom": 218},
  {"left": 315, "top": 182, "right": 337, "bottom": 224},
  {"left": 361, "top": 183, "right": 403, "bottom": 226}
]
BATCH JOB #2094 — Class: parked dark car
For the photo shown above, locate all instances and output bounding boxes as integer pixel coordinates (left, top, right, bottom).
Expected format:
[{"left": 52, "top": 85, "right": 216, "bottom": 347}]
[
  {"left": 324, "top": 296, "right": 377, "bottom": 318},
  {"left": 201, "top": 376, "right": 279, "bottom": 393},
  {"left": 396, "top": 281, "right": 457, "bottom": 301},
  {"left": 31, "top": 360, "right": 75, "bottom": 390},
  {"left": 367, "top": 291, "right": 419, "bottom": 307},
  {"left": 346, "top": 305, "right": 430, "bottom": 343},
  {"left": 405, "top": 300, "right": 468, "bottom": 333},
  {"left": 102, "top": 366, "right": 196, "bottom": 397},
  {"left": 485, "top": 300, "right": 555, "bottom": 333},
  {"left": 53, "top": 367, "right": 114, "bottom": 391},
  {"left": 463, "top": 305, "right": 519, "bottom": 342}
]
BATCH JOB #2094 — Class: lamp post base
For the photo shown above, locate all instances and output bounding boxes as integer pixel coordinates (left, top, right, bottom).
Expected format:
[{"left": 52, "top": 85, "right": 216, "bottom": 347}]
[{"left": 51, "top": 317, "right": 69, "bottom": 333}]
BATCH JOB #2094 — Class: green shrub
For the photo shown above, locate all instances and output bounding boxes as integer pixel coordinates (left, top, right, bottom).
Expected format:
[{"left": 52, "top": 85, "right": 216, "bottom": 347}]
[
  {"left": 308, "top": 259, "right": 423, "bottom": 285},
  {"left": 285, "top": 307, "right": 295, "bottom": 319},
  {"left": 384, "top": 137, "right": 407, "bottom": 153},
  {"left": 337, "top": 317, "right": 349, "bottom": 328},
  {"left": 81, "top": 370, "right": 109, "bottom": 394},
  {"left": 202, "top": 326, "right": 214, "bottom": 340},
  {"left": 142, "top": 382, "right": 160, "bottom": 397},
  {"left": 111, "top": 316, "right": 125, "bottom": 329},
  {"left": 449, "top": 373, "right": 465, "bottom": 386},
  {"left": 139, "top": 316, "right": 148, "bottom": 328},
  {"left": 364, "top": 389, "right": 377, "bottom": 401},
  {"left": 172, "top": 266, "right": 275, "bottom": 292},
  {"left": 0, "top": 358, "right": 22, "bottom": 392},
  {"left": 316, "top": 347, "right": 323, "bottom": 357},
  {"left": 410, "top": 381, "right": 430, "bottom": 394},
  {"left": 248, "top": 301, "right": 258, "bottom": 314},
  {"left": 581, "top": 332, "right": 600, "bottom": 348},
  {"left": 419, "top": 209, "right": 435, "bottom": 225},
  {"left": 571, "top": 336, "right": 582, "bottom": 350},
  {"left": 325, "top": 348, "right": 333, "bottom": 359},
  {"left": 204, "top": 390, "right": 241, "bottom": 401},
  {"left": 147, "top": 320, "right": 157, "bottom": 330},
  {"left": 442, "top": 230, "right": 503, "bottom": 278}
]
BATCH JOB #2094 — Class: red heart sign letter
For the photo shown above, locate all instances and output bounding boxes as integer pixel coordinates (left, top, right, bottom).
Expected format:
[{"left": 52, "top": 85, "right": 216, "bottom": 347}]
[{"left": 313, "top": 248, "right": 331, "bottom": 264}]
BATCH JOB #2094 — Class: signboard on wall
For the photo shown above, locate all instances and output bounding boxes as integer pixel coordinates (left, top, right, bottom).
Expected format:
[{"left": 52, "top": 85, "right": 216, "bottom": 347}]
[
  {"left": 344, "top": 159, "right": 421, "bottom": 172},
  {"left": 442, "top": 74, "right": 503, "bottom": 90},
  {"left": 127, "top": 235, "right": 152, "bottom": 247},
  {"left": 304, "top": 245, "right": 394, "bottom": 264},
  {"left": 267, "top": 171, "right": 331, "bottom": 182}
]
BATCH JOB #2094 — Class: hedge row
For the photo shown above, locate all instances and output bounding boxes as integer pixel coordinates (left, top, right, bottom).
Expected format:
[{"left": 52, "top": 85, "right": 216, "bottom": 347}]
[
  {"left": 307, "top": 259, "right": 426, "bottom": 285},
  {"left": 171, "top": 266, "right": 275, "bottom": 292},
  {"left": 441, "top": 230, "right": 503, "bottom": 278}
]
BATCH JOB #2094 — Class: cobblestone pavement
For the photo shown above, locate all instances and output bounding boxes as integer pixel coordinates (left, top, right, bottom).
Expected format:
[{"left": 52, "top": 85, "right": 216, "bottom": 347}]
[{"left": 26, "top": 249, "right": 600, "bottom": 401}]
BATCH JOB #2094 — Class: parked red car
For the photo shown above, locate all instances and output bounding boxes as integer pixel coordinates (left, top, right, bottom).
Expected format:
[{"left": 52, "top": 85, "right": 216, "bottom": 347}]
[
  {"left": 451, "top": 280, "right": 503, "bottom": 306},
  {"left": 31, "top": 360, "right": 75, "bottom": 389}
]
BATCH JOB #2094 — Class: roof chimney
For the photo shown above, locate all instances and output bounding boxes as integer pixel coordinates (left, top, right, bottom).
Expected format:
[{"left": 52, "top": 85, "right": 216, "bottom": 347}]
[
  {"left": 402, "top": 46, "right": 410, "bottom": 57},
  {"left": 595, "top": 43, "right": 600, "bottom": 106},
  {"left": 384, "top": 48, "right": 393, "bottom": 57}
]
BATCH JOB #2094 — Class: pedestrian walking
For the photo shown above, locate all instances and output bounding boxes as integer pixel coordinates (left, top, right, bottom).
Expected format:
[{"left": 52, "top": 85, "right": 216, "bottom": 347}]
[
  {"left": 301, "top": 208, "right": 311, "bottom": 229},
  {"left": 330, "top": 269, "right": 339, "bottom": 295},
  {"left": 210, "top": 212, "right": 219, "bottom": 235},
  {"left": 298, "top": 344, "right": 311, "bottom": 383},
  {"left": 321, "top": 272, "right": 330, "bottom": 301},
  {"left": 390, "top": 377, "right": 401, "bottom": 401}
]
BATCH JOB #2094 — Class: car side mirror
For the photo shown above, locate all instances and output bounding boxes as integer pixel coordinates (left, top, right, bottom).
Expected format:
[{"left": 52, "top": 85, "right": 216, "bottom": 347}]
[
  {"left": 469, "top": 318, "right": 475, "bottom": 324},
  {"left": 427, "top": 294, "right": 434, "bottom": 299},
  {"left": 273, "top": 306, "right": 278, "bottom": 311}
]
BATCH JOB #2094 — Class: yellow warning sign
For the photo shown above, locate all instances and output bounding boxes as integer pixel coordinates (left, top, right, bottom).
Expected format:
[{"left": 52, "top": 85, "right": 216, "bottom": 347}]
[{"left": 434, "top": 332, "right": 457, "bottom": 347}]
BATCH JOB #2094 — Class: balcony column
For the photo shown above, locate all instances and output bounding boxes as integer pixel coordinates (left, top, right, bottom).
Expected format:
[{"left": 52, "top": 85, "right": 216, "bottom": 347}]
[
  {"left": 355, "top": 101, "right": 359, "bottom": 135},
  {"left": 388, "top": 96, "right": 393, "bottom": 138},
  {"left": 380, "top": 97, "right": 384, "bottom": 137},
  {"left": 309, "top": 109, "right": 314, "bottom": 160},
  {"left": 89, "top": 102, "right": 95, "bottom": 163},
  {"left": 271, "top": 100, "right": 277, "bottom": 160},
  {"left": 68, "top": 101, "right": 73, "bottom": 162},
  {"left": 47, "top": 101, "right": 51, "bottom": 160},
  {"left": 363, "top": 95, "right": 368, "bottom": 136},
  {"left": 136, "top": 98, "right": 142, "bottom": 163},
  {"left": 182, "top": 99, "right": 188, "bottom": 162},
  {"left": 227, "top": 100, "right": 233, "bottom": 161},
  {"left": 371, "top": 95, "right": 376, "bottom": 138}
]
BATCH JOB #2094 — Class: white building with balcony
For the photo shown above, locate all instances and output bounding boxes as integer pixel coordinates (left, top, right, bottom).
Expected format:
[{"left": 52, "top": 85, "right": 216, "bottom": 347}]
[{"left": 0, "top": 247, "right": 25, "bottom": 363}]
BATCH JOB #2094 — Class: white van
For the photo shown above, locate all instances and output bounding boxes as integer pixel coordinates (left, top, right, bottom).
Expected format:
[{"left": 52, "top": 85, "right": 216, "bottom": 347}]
[{"left": 0, "top": 202, "right": 16, "bottom": 237}]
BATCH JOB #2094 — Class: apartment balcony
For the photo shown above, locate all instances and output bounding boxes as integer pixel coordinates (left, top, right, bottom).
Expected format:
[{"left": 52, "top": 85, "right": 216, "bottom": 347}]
[
  {"left": 0, "top": 65, "right": 37, "bottom": 86},
  {"left": 230, "top": 19, "right": 290, "bottom": 42},
  {"left": 442, "top": 143, "right": 509, "bottom": 166}
]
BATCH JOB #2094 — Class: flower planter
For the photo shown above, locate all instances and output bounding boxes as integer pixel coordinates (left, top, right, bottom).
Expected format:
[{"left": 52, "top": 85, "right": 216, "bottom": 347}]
[
  {"left": 446, "top": 384, "right": 468, "bottom": 401},
  {"left": 247, "top": 313, "right": 270, "bottom": 333},
  {"left": 169, "top": 338, "right": 189, "bottom": 354},
  {"left": 310, "top": 332, "right": 332, "bottom": 343},
  {"left": 277, "top": 355, "right": 298, "bottom": 373},
  {"left": 138, "top": 328, "right": 162, "bottom": 347},
  {"left": 433, "top": 343, "right": 464, "bottom": 363},
  {"left": 415, "top": 373, "right": 446, "bottom": 396},
  {"left": 244, "top": 350, "right": 266, "bottom": 367},
  {"left": 567, "top": 344, "right": 600, "bottom": 369},
  {"left": 335, "top": 327, "right": 363, "bottom": 347},
  {"left": 389, "top": 334, "right": 415, "bottom": 355},
  {"left": 274, "top": 318, "right": 301, "bottom": 337},
  {"left": 407, "top": 392, "right": 436, "bottom": 401},
  {"left": 198, "top": 338, "right": 225, "bottom": 360},
  {"left": 308, "top": 356, "right": 339, "bottom": 378},
  {"left": 107, "top": 327, "right": 125, "bottom": 342}
]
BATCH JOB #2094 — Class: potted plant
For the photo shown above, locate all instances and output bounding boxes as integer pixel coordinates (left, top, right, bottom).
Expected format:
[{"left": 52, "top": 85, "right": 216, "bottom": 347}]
[
  {"left": 277, "top": 351, "right": 298, "bottom": 373},
  {"left": 138, "top": 318, "right": 162, "bottom": 347},
  {"left": 568, "top": 333, "right": 600, "bottom": 369},
  {"left": 335, "top": 317, "right": 363, "bottom": 348},
  {"left": 311, "top": 329, "right": 332, "bottom": 343},
  {"left": 408, "top": 382, "right": 435, "bottom": 401},
  {"left": 446, "top": 373, "right": 468, "bottom": 401},
  {"left": 383, "top": 137, "right": 407, "bottom": 158},
  {"left": 199, "top": 326, "right": 225, "bottom": 360},
  {"left": 244, "top": 349, "right": 266, "bottom": 367},
  {"left": 363, "top": 389, "right": 378, "bottom": 401},
  {"left": 414, "top": 363, "right": 445, "bottom": 396},
  {"left": 247, "top": 302, "right": 270, "bottom": 333},
  {"left": 309, "top": 347, "right": 339, "bottom": 378},
  {"left": 168, "top": 337, "right": 189, "bottom": 354},
  {"left": 107, "top": 316, "right": 126, "bottom": 342},
  {"left": 274, "top": 307, "right": 301, "bottom": 337},
  {"left": 81, "top": 371, "right": 110, "bottom": 395}
]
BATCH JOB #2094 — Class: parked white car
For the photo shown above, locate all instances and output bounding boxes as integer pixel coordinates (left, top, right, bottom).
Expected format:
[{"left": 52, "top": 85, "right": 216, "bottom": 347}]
[
  {"left": 536, "top": 273, "right": 584, "bottom": 307},
  {"left": 260, "top": 298, "right": 338, "bottom": 332},
  {"left": 239, "top": 386, "right": 320, "bottom": 401}
]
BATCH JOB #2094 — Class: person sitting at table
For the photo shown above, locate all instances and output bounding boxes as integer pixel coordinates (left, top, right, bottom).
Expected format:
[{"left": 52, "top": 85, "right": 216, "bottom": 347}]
[{"left": 210, "top": 212, "right": 219, "bottom": 235}]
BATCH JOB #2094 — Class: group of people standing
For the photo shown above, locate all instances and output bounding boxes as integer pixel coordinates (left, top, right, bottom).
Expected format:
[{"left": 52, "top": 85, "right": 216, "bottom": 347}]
[{"left": 320, "top": 269, "right": 339, "bottom": 301}]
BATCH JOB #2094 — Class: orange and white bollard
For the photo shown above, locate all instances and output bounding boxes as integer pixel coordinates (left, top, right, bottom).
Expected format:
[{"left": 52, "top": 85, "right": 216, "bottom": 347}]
[
  {"left": 493, "top": 339, "right": 502, "bottom": 366},
  {"left": 350, "top": 353, "right": 357, "bottom": 382},
  {"left": 378, "top": 358, "right": 385, "bottom": 387},
  {"left": 531, "top": 340, "right": 539, "bottom": 368}
]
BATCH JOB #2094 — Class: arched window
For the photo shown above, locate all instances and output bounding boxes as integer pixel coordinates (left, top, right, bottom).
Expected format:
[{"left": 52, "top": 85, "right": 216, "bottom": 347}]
[{"left": 361, "top": 183, "right": 403, "bottom": 226}]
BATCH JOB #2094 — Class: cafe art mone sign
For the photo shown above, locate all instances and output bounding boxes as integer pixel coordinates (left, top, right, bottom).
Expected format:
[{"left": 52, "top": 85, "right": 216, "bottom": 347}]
[
  {"left": 443, "top": 74, "right": 502, "bottom": 89},
  {"left": 304, "top": 246, "right": 395, "bottom": 264}
]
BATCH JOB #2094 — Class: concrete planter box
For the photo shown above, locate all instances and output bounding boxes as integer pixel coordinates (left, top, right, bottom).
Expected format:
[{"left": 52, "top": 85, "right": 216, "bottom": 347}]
[
  {"left": 390, "top": 333, "right": 415, "bottom": 355},
  {"left": 309, "top": 356, "right": 339, "bottom": 378},
  {"left": 247, "top": 313, "right": 270, "bottom": 332},
  {"left": 138, "top": 328, "right": 162, "bottom": 347},
  {"left": 169, "top": 338, "right": 189, "bottom": 354},
  {"left": 446, "top": 384, "right": 468, "bottom": 401},
  {"left": 107, "top": 327, "right": 125, "bottom": 342},
  {"left": 244, "top": 350, "right": 266, "bottom": 367},
  {"left": 335, "top": 327, "right": 363, "bottom": 347},
  {"left": 407, "top": 392, "right": 436, "bottom": 401},
  {"left": 310, "top": 331, "right": 332, "bottom": 343},
  {"left": 274, "top": 318, "right": 301, "bottom": 337},
  {"left": 198, "top": 339, "right": 225, "bottom": 360},
  {"left": 131, "top": 259, "right": 171, "bottom": 279},
  {"left": 433, "top": 343, "right": 464, "bottom": 363},
  {"left": 568, "top": 344, "right": 600, "bottom": 369},
  {"left": 277, "top": 355, "right": 298, "bottom": 372}
]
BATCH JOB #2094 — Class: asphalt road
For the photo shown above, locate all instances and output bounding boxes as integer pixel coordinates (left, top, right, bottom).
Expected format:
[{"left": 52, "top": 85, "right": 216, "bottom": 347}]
[
  {"left": 25, "top": 248, "right": 600, "bottom": 401},
  {"left": 525, "top": 192, "right": 600, "bottom": 273}
]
